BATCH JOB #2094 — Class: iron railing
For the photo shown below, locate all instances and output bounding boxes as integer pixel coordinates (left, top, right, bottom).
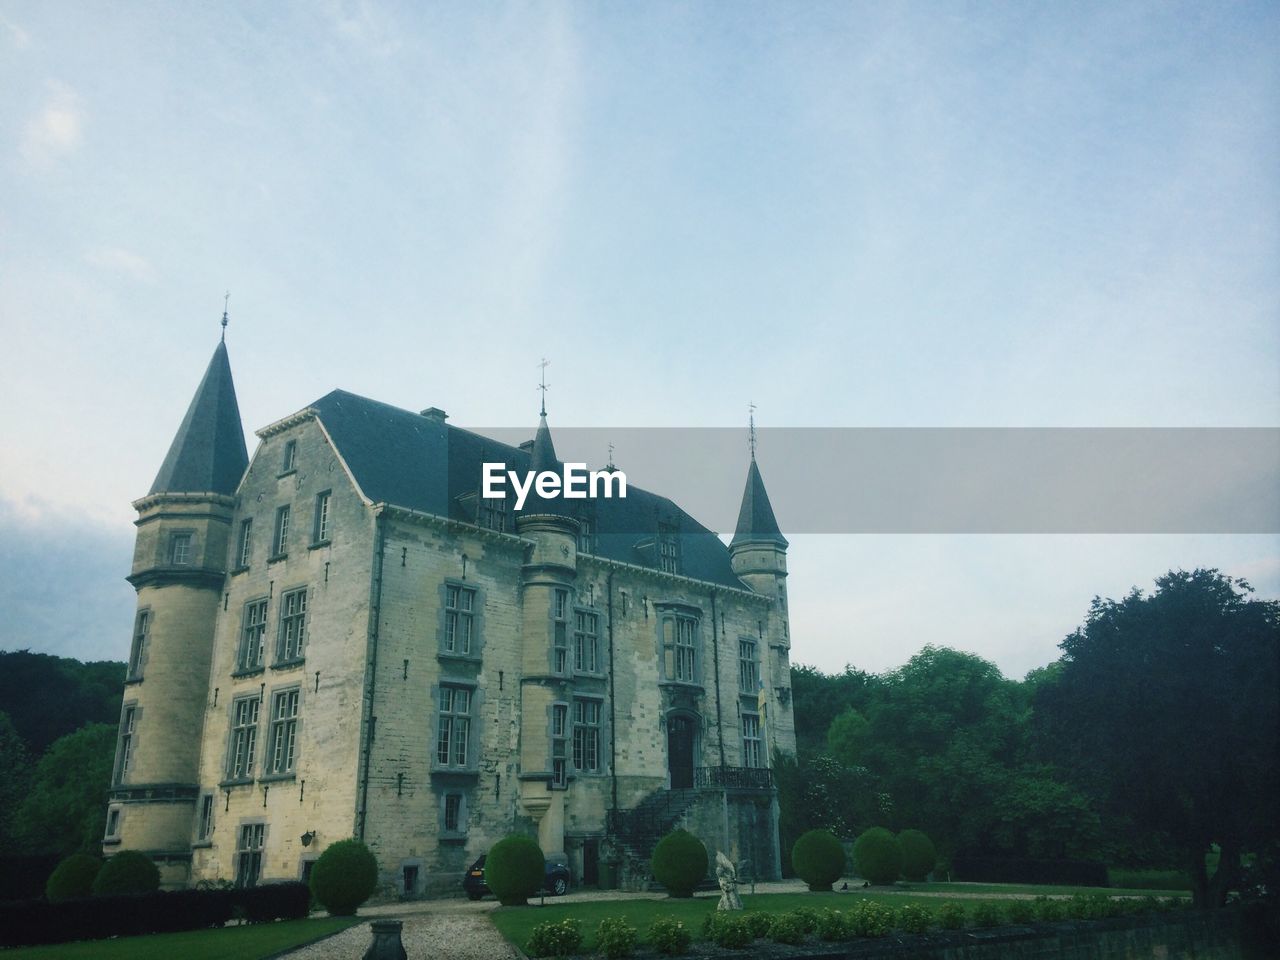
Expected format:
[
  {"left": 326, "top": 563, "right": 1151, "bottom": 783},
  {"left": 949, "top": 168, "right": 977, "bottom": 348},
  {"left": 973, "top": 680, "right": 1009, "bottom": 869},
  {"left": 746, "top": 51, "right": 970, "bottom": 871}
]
[{"left": 694, "top": 765, "right": 772, "bottom": 790}]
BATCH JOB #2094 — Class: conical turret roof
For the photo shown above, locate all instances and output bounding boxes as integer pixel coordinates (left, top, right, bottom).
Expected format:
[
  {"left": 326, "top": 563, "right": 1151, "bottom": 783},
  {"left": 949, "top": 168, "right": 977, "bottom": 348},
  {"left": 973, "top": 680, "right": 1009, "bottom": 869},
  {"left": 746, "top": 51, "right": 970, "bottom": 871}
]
[
  {"left": 149, "top": 341, "right": 248, "bottom": 496},
  {"left": 730, "top": 458, "right": 788, "bottom": 549},
  {"left": 518, "top": 413, "right": 573, "bottom": 518}
]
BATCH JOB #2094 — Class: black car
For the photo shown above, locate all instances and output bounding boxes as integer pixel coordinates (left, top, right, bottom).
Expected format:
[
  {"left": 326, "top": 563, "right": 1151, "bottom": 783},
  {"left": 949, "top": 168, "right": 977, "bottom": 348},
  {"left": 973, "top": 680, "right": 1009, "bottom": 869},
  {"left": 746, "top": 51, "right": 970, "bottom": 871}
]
[{"left": 462, "top": 853, "right": 571, "bottom": 900}]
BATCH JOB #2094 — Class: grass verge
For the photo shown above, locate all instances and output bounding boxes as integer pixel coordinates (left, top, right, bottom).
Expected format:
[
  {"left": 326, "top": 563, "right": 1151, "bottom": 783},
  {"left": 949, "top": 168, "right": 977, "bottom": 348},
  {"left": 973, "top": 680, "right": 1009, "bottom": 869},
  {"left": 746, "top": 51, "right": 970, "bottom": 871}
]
[{"left": 1, "top": 917, "right": 361, "bottom": 959}]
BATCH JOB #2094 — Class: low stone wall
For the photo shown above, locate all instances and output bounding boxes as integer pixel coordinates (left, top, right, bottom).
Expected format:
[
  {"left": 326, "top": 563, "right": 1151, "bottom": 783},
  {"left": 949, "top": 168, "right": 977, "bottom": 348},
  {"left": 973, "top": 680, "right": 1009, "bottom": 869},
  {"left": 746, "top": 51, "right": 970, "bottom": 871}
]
[{"left": 688, "top": 911, "right": 1248, "bottom": 960}]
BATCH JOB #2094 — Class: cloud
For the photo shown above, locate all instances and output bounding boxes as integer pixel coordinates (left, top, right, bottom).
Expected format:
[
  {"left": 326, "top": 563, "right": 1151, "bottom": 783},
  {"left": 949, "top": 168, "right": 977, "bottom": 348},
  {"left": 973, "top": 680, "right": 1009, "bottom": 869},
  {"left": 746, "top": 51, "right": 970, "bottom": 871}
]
[
  {"left": 20, "top": 82, "right": 83, "bottom": 166},
  {"left": 86, "top": 246, "right": 157, "bottom": 283},
  {"left": 323, "top": 0, "right": 401, "bottom": 57},
  {"left": 1, "top": 13, "right": 29, "bottom": 47}
]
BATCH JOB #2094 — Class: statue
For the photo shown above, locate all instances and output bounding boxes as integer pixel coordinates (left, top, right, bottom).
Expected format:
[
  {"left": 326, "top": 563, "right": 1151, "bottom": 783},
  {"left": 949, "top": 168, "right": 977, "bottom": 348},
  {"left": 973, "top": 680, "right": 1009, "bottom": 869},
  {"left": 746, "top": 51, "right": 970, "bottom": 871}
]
[{"left": 715, "top": 850, "right": 743, "bottom": 911}]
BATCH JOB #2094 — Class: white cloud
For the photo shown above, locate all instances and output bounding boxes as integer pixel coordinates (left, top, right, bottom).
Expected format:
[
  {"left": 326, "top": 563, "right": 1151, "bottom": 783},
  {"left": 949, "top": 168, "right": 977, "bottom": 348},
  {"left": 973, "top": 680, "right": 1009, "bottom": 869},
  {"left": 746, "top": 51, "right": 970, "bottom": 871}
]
[
  {"left": 86, "top": 246, "right": 156, "bottom": 283},
  {"left": 1, "top": 13, "right": 29, "bottom": 47},
  {"left": 20, "top": 82, "right": 83, "bottom": 166}
]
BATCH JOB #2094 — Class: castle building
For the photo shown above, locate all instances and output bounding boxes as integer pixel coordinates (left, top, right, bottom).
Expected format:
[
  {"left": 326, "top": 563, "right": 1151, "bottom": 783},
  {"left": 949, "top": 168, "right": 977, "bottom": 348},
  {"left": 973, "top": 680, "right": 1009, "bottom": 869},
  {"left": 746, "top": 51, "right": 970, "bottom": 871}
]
[{"left": 105, "top": 337, "right": 796, "bottom": 894}]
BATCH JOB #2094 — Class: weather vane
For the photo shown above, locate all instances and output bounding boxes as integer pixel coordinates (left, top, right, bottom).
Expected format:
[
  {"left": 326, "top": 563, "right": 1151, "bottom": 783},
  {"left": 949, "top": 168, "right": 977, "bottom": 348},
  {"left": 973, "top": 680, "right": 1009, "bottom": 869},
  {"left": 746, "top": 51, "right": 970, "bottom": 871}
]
[
  {"left": 221, "top": 291, "right": 230, "bottom": 342},
  {"left": 607, "top": 442, "right": 616, "bottom": 470},
  {"left": 748, "top": 401, "right": 757, "bottom": 460},
  {"left": 538, "top": 358, "right": 551, "bottom": 416}
]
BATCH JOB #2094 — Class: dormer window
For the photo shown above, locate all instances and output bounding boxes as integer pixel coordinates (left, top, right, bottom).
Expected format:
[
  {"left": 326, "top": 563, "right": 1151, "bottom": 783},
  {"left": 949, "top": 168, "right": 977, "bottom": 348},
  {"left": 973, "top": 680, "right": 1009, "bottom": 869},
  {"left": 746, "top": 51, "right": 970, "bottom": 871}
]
[{"left": 657, "top": 523, "right": 679, "bottom": 574}]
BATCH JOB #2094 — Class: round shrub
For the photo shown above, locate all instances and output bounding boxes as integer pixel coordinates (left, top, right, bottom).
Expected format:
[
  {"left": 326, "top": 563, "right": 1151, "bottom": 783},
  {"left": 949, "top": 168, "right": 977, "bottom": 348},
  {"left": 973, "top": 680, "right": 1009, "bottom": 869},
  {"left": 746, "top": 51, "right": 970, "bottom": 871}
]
[
  {"left": 650, "top": 829, "right": 707, "bottom": 899},
  {"left": 897, "top": 829, "right": 937, "bottom": 881},
  {"left": 897, "top": 902, "right": 935, "bottom": 934},
  {"left": 486, "top": 834, "right": 545, "bottom": 906},
  {"left": 46, "top": 854, "right": 102, "bottom": 901},
  {"left": 767, "top": 912, "right": 806, "bottom": 945},
  {"left": 848, "top": 900, "right": 896, "bottom": 938},
  {"left": 92, "top": 850, "right": 159, "bottom": 896},
  {"left": 971, "top": 901, "right": 1002, "bottom": 928},
  {"left": 744, "top": 910, "right": 774, "bottom": 940},
  {"left": 702, "top": 912, "right": 752, "bottom": 949},
  {"left": 1005, "top": 898, "right": 1035, "bottom": 923},
  {"left": 791, "top": 829, "right": 846, "bottom": 891},
  {"left": 938, "top": 901, "right": 966, "bottom": 929},
  {"left": 852, "top": 827, "right": 902, "bottom": 885},
  {"left": 309, "top": 838, "right": 378, "bottom": 916}
]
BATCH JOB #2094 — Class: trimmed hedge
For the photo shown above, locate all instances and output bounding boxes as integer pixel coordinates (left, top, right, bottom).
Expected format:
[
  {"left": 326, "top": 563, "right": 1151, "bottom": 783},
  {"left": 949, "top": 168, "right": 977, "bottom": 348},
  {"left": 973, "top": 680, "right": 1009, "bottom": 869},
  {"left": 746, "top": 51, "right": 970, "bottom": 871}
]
[
  {"left": 46, "top": 854, "right": 103, "bottom": 902},
  {"left": 310, "top": 839, "right": 378, "bottom": 916},
  {"left": 487, "top": 834, "right": 546, "bottom": 906},
  {"left": 791, "top": 829, "right": 846, "bottom": 891},
  {"left": 0, "top": 882, "right": 311, "bottom": 948},
  {"left": 898, "top": 829, "right": 937, "bottom": 882},
  {"left": 92, "top": 850, "right": 160, "bottom": 896},
  {"left": 853, "top": 827, "right": 902, "bottom": 885},
  {"left": 651, "top": 830, "right": 708, "bottom": 899},
  {"left": 951, "top": 855, "right": 1108, "bottom": 886}
]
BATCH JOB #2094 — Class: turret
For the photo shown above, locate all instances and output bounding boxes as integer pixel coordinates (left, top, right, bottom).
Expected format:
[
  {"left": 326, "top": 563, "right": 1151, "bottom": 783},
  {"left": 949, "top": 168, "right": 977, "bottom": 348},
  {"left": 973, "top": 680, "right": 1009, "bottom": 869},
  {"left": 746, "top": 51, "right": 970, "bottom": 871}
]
[
  {"left": 514, "top": 400, "right": 579, "bottom": 858},
  {"left": 728, "top": 457, "right": 789, "bottom": 600},
  {"left": 105, "top": 333, "right": 247, "bottom": 888}
]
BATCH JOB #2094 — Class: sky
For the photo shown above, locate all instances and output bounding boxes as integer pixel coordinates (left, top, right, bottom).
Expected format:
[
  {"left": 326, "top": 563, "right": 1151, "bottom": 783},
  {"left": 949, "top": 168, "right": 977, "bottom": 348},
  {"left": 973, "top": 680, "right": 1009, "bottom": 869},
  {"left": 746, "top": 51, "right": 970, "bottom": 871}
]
[{"left": 1, "top": 1, "right": 1277, "bottom": 679}]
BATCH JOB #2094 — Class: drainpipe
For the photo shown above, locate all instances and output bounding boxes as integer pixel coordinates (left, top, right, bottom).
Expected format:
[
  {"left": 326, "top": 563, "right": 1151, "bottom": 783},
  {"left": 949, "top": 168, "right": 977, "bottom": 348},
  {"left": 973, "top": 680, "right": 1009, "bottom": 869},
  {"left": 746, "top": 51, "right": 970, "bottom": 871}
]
[
  {"left": 356, "top": 509, "right": 387, "bottom": 841},
  {"left": 710, "top": 590, "right": 726, "bottom": 767},
  {"left": 607, "top": 571, "right": 618, "bottom": 816}
]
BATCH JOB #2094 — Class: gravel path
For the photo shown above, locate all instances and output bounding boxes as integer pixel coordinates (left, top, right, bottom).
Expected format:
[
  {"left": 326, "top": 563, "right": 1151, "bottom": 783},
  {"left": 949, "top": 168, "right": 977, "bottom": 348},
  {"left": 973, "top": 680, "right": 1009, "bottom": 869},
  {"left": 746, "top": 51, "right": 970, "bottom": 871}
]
[{"left": 284, "top": 908, "right": 517, "bottom": 960}]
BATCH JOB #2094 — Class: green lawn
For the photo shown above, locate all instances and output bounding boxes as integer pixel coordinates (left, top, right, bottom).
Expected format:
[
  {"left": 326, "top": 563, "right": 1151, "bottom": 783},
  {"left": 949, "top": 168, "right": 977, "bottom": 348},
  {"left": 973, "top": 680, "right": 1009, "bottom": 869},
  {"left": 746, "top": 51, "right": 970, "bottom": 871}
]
[
  {"left": 1, "top": 917, "right": 361, "bottom": 960},
  {"left": 490, "top": 885, "right": 1194, "bottom": 954},
  {"left": 894, "top": 881, "right": 1191, "bottom": 898}
]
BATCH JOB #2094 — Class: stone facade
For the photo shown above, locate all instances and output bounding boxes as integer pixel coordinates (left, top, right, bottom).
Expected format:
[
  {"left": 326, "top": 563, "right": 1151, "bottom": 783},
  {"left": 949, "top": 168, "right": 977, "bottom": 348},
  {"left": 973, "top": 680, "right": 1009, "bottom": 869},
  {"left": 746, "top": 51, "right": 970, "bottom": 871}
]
[{"left": 106, "top": 341, "right": 796, "bottom": 895}]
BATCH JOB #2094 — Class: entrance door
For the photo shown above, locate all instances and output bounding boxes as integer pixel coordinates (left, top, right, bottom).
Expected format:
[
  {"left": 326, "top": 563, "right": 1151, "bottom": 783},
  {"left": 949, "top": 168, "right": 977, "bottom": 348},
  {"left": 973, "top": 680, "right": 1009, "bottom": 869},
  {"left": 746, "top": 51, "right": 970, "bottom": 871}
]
[{"left": 668, "top": 715, "right": 695, "bottom": 789}]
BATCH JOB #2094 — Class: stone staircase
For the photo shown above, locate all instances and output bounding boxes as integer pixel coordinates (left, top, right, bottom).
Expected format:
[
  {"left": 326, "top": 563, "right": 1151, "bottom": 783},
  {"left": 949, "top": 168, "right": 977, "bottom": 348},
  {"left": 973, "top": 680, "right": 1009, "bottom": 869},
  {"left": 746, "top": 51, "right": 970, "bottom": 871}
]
[{"left": 605, "top": 787, "right": 700, "bottom": 889}]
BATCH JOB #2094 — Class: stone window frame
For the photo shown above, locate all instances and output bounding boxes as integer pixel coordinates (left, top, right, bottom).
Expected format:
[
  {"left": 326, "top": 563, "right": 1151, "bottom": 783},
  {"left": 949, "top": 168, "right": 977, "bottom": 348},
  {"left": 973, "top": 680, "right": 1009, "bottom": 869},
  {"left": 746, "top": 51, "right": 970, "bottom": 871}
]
[
  {"left": 270, "top": 505, "right": 291, "bottom": 559},
  {"left": 550, "top": 700, "right": 569, "bottom": 789},
  {"left": 224, "top": 693, "right": 261, "bottom": 785},
  {"left": 104, "top": 805, "right": 123, "bottom": 844},
  {"left": 234, "top": 820, "right": 267, "bottom": 888},
  {"left": 576, "top": 508, "right": 596, "bottom": 554},
  {"left": 399, "top": 858, "right": 424, "bottom": 895},
  {"left": 262, "top": 685, "right": 301, "bottom": 780},
  {"left": 236, "top": 517, "right": 254, "bottom": 570},
  {"left": 194, "top": 792, "right": 215, "bottom": 845},
  {"left": 114, "top": 701, "right": 139, "bottom": 785},
  {"left": 476, "top": 483, "right": 507, "bottom": 532},
  {"left": 235, "top": 596, "right": 269, "bottom": 675},
  {"left": 551, "top": 588, "right": 571, "bottom": 674},
  {"left": 573, "top": 606, "right": 602, "bottom": 676},
  {"left": 168, "top": 530, "right": 194, "bottom": 566},
  {"left": 275, "top": 586, "right": 308, "bottom": 665},
  {"left": 742, "top": 712, "right": 763, "bottom": 768},
  {"left": 572, "top": 696, "right": 604, "bottom": 774},
  {"left": 439, "top": 580, "right": 482, "bottom": 661},
  {"left": 312, "top": 490, "right": 332, "bottom": 545},
  {"left": 440, "top": 791, "right": 468, "bottom": 839},
  {"left": 126, "top": 607, "right": 151, "bottom": 682},
  {"left": 433, "top": 681, "right": 477, "bottom": 773},
  {"left": 281, "top": 439, "right": 298, "bottom": 474},
  {"left": 656, "top": 604, "right": 702, "bottom": 686},
  {"left": 657, "top": 522, "right": 680, "bottom": 574},
  {"left": 738, "top": 636, "right": 759, "bottom": 695}
]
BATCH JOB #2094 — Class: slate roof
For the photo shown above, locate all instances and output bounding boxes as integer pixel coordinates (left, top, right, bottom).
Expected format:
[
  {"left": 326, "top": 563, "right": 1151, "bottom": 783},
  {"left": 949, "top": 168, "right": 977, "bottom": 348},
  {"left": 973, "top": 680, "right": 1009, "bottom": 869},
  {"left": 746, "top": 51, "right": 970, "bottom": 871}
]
[
  {"left": 150, "top": 342, "right": 249, "bottom": 496},
  {"left": 729, "top": 458, "right": 789, "bottom": 549},
  {"left": 308, "top": 389, "right": 749, "bottom": 589}
]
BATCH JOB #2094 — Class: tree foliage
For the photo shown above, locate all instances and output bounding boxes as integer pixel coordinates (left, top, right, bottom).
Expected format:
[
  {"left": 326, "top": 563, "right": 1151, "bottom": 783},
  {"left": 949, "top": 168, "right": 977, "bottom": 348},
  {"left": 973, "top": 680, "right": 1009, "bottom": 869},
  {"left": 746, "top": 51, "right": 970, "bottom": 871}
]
[
  {"left": 0, "top": 652, "right": 123, "bottom": 757},
  {"left": 14, "top": 723, "right": 115, "bottom": 857},
  {"left": 0, "top": 712, "right": 32, "bottom": 856},
  {"left": 1035, "top": 569, "right": 1279, "bottom": 908}
]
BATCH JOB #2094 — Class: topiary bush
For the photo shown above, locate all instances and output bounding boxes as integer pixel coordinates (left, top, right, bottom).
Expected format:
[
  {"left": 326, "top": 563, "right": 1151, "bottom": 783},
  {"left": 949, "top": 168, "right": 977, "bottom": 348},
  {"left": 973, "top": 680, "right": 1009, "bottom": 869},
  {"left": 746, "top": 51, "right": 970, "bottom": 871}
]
[
  {"left": 91, "top": 851, "right": 159, "bottom": 896},
  {"left": 647, "top": 916, "right": 693, "bottom": 955},
  {"left": 897, "top": 829, "right": 937, "bottom": 881},
  {"left": 46, "top": 854, "right": 102, "bottom": 902},
  {"left": 650, "top": 830, "right": 707, "bottom": 899},
  {"left": 486, "top": 834, "right": 545, "bottom": 907},
  {"left": 596, "top": 917, "right": 638, "bottom": 959},
  {"left": 791, "top": 829, "right": 846, "bottom": 891},
  {"left": 852, "top": 827, "right": 902, "bottom": 885},
  {"left": 527, "top": 918, "right": 582, "bottom": 958},
  {"left": 309, "top": 838, "right": 378, "bottom": 916}
]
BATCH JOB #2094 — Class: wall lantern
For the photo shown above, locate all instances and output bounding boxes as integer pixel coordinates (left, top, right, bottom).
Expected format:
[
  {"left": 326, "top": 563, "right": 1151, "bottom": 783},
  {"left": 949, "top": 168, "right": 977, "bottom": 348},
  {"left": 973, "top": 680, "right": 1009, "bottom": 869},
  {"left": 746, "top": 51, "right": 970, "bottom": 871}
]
[{"left": 301, "top": 830, "right": 316, "bottom": 847}]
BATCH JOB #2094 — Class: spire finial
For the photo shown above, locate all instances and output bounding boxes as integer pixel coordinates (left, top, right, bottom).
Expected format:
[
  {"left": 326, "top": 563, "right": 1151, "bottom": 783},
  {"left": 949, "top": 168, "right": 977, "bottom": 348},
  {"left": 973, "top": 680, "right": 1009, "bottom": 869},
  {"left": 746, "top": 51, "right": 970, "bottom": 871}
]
[
  {"left": 537, "top": 357, "right": 551, "bottom": 417},
  {"left": 748, "top": 401, "right": 757, "bottom": 460},
  {"left": 606, "top": 441, "right": 616, "bottom": 471},
  {"left": 221, "top": 291, "right": 230, "bottom": 342}
]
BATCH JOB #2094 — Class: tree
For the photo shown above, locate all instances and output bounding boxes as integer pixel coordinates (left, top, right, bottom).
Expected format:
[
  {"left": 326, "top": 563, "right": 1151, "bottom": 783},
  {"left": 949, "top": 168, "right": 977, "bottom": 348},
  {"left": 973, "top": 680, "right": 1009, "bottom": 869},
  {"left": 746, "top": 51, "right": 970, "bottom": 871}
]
[
  {"left": 1036, "top": 570, "right": 1279, "bottom": 908},
  {"left": 0, "top": 652, "right": 124, "bottom": 756},
  {"left": 14, "top": 723, "right": 115, "bottom": 856},
  {"left": 790, "top": 665, "right": 877, "bottom": 757},
  {"left": 0, "top": 712, "right": 32, "bottom": 855},
  {"left": 825, "top": 708, "right": 870, "bottom": 768}
]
